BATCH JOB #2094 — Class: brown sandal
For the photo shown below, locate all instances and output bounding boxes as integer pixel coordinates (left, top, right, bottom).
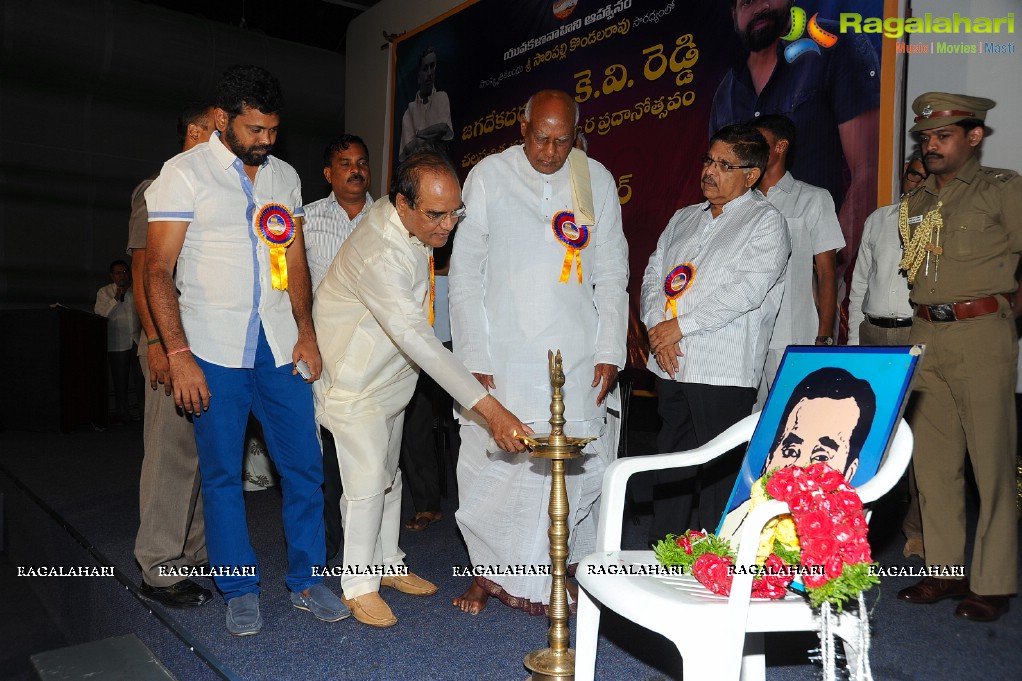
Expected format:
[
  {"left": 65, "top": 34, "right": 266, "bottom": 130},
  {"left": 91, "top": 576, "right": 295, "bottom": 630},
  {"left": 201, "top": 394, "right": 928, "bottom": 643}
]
[{"left": 403, "top": 511, "right": 443, "bottom": 531}]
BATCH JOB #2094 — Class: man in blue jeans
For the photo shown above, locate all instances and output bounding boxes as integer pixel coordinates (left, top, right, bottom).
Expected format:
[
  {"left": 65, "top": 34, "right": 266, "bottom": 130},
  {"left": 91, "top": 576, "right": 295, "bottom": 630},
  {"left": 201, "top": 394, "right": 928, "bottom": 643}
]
[{"left": 145, "top": 64, "right": 347, "bottom": 635}]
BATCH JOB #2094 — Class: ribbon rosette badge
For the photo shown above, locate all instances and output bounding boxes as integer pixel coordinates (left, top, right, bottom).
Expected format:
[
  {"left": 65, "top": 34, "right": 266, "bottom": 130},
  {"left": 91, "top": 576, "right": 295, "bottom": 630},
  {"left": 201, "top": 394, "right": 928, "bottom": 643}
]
[
  {"left": 255, "top": 203, "right": 297, "bottom": 290},
  {"left": 552, "top": 210, "right": 590, "bottom": 284},
  {"left": 663, "top": 263, "right": 695, "bottom": 317}
]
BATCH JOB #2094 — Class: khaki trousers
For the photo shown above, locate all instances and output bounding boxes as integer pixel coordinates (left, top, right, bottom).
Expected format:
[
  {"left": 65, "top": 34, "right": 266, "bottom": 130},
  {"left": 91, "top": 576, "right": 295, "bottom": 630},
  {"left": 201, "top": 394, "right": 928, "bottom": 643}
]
[
  {"left": 909, "top": 300, "right": 1018, "bottom": 594},
  {"left": 858, "top": 318, "right": 912, "bottom": 347},
  {"left": 134, "top": 341, "right": 207, "bottom": 587}
]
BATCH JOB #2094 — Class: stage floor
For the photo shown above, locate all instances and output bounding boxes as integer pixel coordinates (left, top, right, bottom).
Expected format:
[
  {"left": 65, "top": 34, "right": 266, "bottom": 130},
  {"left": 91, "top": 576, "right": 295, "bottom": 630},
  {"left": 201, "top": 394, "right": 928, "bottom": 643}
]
[{"left": 1, "top": 422, "right": 1019, "bottom": 681}]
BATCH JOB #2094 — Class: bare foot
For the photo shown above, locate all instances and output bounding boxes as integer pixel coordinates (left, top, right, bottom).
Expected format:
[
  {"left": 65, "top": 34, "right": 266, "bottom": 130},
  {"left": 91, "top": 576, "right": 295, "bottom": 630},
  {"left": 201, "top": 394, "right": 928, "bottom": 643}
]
[{"left": 453, "top": 578, "right": 489, "bottom": 615}]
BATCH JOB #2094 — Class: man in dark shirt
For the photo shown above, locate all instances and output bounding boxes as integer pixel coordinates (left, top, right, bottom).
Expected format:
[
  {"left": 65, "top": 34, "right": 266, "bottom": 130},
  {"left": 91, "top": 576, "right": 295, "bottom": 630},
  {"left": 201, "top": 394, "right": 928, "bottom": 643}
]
[{"left": 710, "top": 0, "right": 879, "bottom": 292}]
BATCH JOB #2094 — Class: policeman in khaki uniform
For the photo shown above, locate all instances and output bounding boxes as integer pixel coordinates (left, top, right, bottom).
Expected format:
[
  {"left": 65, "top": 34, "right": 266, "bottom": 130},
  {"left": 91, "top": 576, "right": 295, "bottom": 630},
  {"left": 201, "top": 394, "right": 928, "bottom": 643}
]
[{"left": 895, "top": 93, "right": 1021, "bottom": 622}]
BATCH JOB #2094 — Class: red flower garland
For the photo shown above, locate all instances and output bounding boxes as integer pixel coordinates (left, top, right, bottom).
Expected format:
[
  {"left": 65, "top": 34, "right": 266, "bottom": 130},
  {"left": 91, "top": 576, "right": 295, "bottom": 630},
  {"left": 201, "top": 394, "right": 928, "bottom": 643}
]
[
  {"left": 765, "top": 463, "right": 873, "bottom": 599},
  {"left": 656, "top": 462, "right": 878, "bottom": 609}
]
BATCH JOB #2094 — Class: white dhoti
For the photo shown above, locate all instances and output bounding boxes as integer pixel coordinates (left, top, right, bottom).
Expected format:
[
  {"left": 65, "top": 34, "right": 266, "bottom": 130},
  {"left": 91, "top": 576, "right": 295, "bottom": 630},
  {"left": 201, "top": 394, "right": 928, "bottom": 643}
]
[
  {"left": 455, "top": 417, "right": 615, "bottom": 614},
  {"left": 317, "top": 371, "right": 416, "bottom": 598}
]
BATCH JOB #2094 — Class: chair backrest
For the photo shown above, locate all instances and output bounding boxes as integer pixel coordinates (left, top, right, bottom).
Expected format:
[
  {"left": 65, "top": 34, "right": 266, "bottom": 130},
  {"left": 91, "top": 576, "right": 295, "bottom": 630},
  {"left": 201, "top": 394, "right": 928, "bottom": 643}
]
[{"left": 717, "top": 346, "right": 922, "bottom": 542}]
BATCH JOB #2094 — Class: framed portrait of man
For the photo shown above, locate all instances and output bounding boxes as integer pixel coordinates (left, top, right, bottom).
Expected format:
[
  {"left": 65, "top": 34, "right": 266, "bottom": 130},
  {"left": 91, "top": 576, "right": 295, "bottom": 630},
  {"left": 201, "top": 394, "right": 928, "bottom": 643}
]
[{"left": 717, "top": 346, "right": 921, "bottom": 543}]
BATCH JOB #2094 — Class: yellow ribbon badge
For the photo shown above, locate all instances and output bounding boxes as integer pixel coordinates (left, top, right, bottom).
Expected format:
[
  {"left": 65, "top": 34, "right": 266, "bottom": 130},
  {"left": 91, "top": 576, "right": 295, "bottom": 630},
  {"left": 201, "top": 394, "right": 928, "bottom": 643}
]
[
  {"left": 255, "top": 204, "right": 297, "bottom": 290},
  {"left": 664, "top": 263, "right": 696, "bottom": 318},
  {"left": 552, "top": 211, "right": 590, "bottom": 284},
  {"left": 428, "top": 255, "right": 435, "bottom": 327}
]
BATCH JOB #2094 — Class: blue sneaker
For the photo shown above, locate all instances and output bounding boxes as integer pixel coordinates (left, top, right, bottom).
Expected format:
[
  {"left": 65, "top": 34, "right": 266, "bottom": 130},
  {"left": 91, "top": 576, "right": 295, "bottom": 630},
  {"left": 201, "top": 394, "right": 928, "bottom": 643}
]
[
  {"left": 226, "top": 593, "right": 262, "bottom": 636},
  {"left": 290, "top": 583, "right": 350, "bottom": 622}
]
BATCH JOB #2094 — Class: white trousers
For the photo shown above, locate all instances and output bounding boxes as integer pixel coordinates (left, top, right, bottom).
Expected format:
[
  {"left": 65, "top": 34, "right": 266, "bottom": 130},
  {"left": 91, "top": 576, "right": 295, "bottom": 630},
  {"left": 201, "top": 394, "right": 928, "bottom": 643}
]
[
  {"left": 318, "top": 372, "right": 417, "bottom": 598},
  {"left": 338, "top": 471, "right": 407, "bottom": 597}
]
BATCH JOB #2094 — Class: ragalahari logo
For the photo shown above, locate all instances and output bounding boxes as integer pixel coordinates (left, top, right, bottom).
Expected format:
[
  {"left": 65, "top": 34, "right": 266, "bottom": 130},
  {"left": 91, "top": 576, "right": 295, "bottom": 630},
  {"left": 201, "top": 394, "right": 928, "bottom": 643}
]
[{"left": 782, "top": 6, "right": 838, "bottom": 63}]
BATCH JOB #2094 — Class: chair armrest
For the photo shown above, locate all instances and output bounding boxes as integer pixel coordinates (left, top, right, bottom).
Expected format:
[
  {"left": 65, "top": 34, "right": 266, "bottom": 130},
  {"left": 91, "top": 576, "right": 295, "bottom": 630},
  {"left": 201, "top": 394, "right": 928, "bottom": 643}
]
[
  {"left": 595, "top": 412, "right": 760, "bottom": 551},
  {"left": 702, "top": 497, "right": 794, "bottom": 652}
]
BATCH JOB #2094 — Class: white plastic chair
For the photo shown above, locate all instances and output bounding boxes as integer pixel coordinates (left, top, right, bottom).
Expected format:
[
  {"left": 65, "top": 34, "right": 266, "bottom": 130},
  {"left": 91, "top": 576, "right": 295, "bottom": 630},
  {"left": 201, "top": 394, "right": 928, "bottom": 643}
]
[{"left": 575, "top": 412, "right": 914, "bottom": 681}]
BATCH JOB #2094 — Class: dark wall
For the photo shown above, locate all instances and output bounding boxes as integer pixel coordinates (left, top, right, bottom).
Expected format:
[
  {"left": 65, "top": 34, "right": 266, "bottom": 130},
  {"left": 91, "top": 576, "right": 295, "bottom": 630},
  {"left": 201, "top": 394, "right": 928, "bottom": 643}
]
[{"left": 0, "top": 0, "right": 345, "bottom": 310}]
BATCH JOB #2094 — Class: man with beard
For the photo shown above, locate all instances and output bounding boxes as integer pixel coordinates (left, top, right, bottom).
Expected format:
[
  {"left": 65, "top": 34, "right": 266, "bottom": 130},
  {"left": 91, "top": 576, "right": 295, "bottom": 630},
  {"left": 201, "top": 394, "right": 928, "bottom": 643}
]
[
  {"left": 145, "top": 65, "right": 347, "bottom": 635},
  {"left": 641, "top": 124, "right": 789, "bottom": 538},
  {"left": 398, "top": 46, "right": 454, "bottom": 161},
  {"left": 895, "top": 93, "right": 1021, "bottom": 622},
  {"left": 710, "top": 0, "right": 879, "bottom": 296},
  {"left": 304, "top": 134, "right": 374, "bottom": 560}
]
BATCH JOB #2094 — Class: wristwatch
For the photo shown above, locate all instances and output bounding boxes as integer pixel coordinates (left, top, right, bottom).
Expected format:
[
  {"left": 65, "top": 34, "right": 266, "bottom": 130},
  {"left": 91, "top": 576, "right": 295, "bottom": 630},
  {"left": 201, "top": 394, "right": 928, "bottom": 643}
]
[{"left": 815, "top": 336, "right": 835, "bottom": 346}]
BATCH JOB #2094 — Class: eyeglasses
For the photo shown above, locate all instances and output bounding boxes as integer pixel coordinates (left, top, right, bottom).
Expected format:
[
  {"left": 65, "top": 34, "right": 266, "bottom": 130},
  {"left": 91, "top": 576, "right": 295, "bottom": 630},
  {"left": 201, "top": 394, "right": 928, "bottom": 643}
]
[
  {"left": 905, "top": 168, "right": 927, "bottom": 181},
  {"left": 413, "top": 204, "right": 466, "bottom": 225},
  {"left": 701, "top": 154, "right": 756, "bottom": 172}
]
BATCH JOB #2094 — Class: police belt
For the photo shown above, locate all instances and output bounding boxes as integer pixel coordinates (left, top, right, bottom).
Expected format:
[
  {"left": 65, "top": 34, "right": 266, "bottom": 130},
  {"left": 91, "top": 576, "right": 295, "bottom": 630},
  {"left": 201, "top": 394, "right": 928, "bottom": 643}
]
[
  {"left": 914, "top": 295, "right": 1000, "bottom": 322},
  {"left": 866, "top": 315, "right": 913, "bottom": 328}
]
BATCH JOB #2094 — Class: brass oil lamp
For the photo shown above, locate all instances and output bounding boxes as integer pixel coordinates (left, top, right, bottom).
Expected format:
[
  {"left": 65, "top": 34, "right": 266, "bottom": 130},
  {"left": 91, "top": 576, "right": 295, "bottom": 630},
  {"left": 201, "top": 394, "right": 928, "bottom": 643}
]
[{"left": 518, "top": 350, "right": 595, "bottom": 681}]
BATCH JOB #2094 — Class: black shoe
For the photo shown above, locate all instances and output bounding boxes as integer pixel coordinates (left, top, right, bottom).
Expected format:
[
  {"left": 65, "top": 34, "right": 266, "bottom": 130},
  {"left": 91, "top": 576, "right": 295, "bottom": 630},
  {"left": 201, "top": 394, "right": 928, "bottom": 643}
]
[{"left": 139, "top": 579, "right": 213, "bottom": 608}]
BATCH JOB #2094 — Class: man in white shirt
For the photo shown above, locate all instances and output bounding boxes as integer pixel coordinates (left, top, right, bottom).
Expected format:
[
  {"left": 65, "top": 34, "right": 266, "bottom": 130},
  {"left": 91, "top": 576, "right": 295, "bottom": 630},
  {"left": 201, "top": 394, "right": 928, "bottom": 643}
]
[
  {"left": 303, "top": 133, "right": 373, "bottom": 560},
  {"left": 751, "top": 114, "right": 845, "bottom": 403},
  {"left": 449, "top": 89, "right": 629, "bottom": 615},
  {"left": 145, "top": 65, "right": 346, "bottom": 636},
  {"left": 313, "top": 151, "right": 530, "bottom": 628},
  {"left": 847, "top": 152, "right": 928, "bottom": 559},
  {"left": 642, "top": 124, "right": 789, "bottom": 538},
  {"left": 848, "top": 153, "right": 927, "bottom": 345},
  {"left": 398, "top": 47, "right": 454, "bottom": 161},
  {"left": 95, "top": 259, "right": 142, "bottom": 424}
]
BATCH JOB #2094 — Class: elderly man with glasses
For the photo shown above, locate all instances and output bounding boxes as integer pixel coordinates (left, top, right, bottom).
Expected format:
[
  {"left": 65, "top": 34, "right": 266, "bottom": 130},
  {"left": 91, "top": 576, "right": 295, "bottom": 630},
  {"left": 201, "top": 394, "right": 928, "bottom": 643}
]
[
  {"left": 312, "top": 150, "right": 530, "bottom": 628},
  {"left": 640, "top": 124, "right": 790, "bottom": 540}
]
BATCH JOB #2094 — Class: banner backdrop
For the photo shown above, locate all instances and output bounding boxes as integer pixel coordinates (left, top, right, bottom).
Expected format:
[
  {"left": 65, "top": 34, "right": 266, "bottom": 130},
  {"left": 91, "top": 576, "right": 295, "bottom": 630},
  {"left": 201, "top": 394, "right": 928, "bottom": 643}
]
[{"left": 392, "top": 0, "right": 888, "bottom": 369}]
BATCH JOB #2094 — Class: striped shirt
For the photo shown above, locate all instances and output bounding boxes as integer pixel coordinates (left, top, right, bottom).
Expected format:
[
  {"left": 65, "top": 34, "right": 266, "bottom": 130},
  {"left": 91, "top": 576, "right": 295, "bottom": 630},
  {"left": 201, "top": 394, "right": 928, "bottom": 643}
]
[
  {"left": 640, "top": 189, "right": 790, "bottom": 388},
  {"left": 304, "top": 192, "right": 373, "bottom": 292},
  {"left": 145, "top": 132, "right": 305, "bottom": 368}
]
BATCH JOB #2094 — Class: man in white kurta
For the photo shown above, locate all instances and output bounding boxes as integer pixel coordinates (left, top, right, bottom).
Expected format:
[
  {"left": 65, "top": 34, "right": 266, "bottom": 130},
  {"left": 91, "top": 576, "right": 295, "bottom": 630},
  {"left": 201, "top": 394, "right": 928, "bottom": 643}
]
[
  {"left": 449, "top": 90, "right": 629, "bottom": 615},
  {"left": 313, "top": 152, "right": 529, "bottom": 628}
]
